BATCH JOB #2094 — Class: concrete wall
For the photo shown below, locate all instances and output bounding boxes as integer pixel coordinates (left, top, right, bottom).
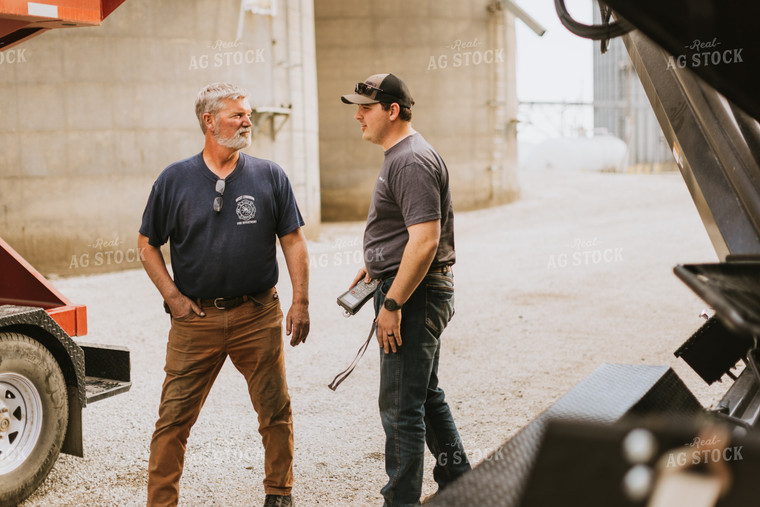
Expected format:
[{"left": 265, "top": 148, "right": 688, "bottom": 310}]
[
  {"left": 0, "top": 0, "right": 320, "bottom": 275},
  {"left": 315, "top": 0, "right": 520, "bottom": 222}
]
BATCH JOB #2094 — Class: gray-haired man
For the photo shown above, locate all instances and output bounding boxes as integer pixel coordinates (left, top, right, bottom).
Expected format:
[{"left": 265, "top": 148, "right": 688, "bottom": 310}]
[{"left": 139, "top": 82, "right": 309, "bottom": 507}]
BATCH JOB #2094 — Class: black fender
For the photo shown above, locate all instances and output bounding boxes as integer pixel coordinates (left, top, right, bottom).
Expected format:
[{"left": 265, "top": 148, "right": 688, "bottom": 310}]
[{"left": 0, "top": 305, "right": 86, "bottom": 456}]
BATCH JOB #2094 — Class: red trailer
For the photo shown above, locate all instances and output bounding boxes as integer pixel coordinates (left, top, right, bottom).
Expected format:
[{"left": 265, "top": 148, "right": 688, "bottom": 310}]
[
  {"left": 0, "top": 2, "right": 130, "bottom": 504},
  {"left": 0, "top": 0, "right": 127, "bottom": 49},
  {"left": 0, "top": 237, "right": 131, "bottom": 505}
]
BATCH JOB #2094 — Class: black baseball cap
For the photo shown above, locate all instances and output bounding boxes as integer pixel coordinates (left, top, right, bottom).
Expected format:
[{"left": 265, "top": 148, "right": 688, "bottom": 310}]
[{"left": 341, "top": 73, "right": 415, "bottom": 109}]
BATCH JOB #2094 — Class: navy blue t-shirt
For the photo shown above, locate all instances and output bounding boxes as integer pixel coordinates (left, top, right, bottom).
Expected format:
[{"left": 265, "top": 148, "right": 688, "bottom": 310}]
[{"left": 139, "top": 152, "right": 304, "bottom": 298}]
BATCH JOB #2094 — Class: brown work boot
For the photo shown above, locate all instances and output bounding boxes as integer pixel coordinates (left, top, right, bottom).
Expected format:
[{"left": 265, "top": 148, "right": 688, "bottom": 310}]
[
  {"left": 421, "top": 492, "right": 437, "bottom": 504},
  {"left": 264, "top": 494, "right": 294, "bottom": 507}
]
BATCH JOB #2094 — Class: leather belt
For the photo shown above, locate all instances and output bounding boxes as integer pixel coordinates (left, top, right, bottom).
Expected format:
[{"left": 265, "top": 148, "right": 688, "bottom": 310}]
[
  {"left": 378, "top": 264, "right": 452, "bottom": 282},
  {"left": 428, "top": 264, "right": 452, "bottom": 275},
  {"left": 195, "top": 288, "right": 277, "bottom": 310}
]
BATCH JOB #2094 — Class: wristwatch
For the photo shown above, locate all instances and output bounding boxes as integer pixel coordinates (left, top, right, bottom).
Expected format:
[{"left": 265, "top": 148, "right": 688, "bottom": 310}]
[{"left": 383, "top": 298, "right": 402, "bottom": 311}]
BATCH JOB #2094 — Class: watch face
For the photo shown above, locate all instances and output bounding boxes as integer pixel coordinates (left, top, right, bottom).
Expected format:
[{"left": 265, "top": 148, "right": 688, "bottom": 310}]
[{"left": 384, "top": 298, "right": 400, "bottom": 311}]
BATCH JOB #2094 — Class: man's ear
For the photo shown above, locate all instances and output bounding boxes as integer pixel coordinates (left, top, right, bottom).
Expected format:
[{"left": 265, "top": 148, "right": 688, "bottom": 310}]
[
  {"left": 203, "top": 112, "right": 215, "bottom": 132},
  {"left": 387, "top": 102, "right": 401, "bottom": 121}
]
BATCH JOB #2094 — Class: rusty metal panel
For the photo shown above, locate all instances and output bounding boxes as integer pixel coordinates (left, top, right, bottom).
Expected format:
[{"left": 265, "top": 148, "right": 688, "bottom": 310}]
[
  {"left": 0, "top": 236, "right": 87, "bottom": 336},
  {"left": 0, "top": 0, "right": 128, "bottom": 49}
]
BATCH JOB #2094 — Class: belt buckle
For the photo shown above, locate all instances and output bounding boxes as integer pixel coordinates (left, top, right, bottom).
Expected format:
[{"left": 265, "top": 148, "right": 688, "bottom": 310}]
[{"left": 213, "top": 297, "right": 227, "bottom": 310}]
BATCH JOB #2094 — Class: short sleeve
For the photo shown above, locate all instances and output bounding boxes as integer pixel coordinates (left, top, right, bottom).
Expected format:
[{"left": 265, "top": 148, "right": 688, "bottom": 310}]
[
  {"left": 138, "top": 182, "right": 170, "bottom": 247},
  {"left": 389, "top": 162, "right": 442, "bottom": 227},
  {"left": 273, "top": 165, "right": 306, "bottom": 237}
]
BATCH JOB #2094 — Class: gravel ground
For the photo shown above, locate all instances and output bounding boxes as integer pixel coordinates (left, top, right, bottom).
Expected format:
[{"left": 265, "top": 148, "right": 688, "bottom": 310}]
[{"left": 21, "top": 168, "right": 729, "bottom": 506}]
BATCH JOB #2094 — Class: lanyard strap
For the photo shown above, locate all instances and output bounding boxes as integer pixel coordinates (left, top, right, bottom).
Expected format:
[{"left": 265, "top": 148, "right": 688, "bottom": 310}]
[{"left": 328, "top": 321, "right": 377, "bottom": 391}]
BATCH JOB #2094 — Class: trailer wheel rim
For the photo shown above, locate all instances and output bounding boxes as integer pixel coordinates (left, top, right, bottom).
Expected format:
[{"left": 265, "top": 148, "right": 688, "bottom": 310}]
[{"left": 0, "top": 372, "right": 43, "bottom": 475}]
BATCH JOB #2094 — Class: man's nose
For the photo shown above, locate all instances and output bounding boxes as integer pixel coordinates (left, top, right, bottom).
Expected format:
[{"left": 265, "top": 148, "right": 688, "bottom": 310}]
[{"left": 242, "top": 115, "right": 252, "bottom": 127}]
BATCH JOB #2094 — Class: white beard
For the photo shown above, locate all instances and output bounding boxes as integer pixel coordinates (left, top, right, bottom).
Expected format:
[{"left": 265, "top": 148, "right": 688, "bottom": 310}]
[{"left": 214, "top": 126, "right": 251, "bottom": 150}]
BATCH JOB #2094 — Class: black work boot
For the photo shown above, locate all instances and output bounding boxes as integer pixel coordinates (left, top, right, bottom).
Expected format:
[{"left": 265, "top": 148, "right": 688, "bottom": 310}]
[{"left": 264, "top": 494, "right": 294, "bottom": 507}]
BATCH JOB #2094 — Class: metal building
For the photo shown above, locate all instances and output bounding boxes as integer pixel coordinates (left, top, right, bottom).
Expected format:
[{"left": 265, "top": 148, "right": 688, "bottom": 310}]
[
  {"left": 0, "top": 0, "right": 520, "bottom": 273},
  {"left": 0, "top": 0, "right": 320, "bottom": 274},
  {"left": 592, "top": 11, "right": 675, "bottom": 173},
  {"left": 315, "top": 1, "right": 520, "bottom": 221}
]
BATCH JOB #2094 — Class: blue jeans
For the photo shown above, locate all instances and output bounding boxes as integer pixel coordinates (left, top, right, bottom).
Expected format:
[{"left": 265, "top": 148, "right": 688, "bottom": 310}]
[{"left": 375, "top": 271, "right": 471, "bottom": 507}]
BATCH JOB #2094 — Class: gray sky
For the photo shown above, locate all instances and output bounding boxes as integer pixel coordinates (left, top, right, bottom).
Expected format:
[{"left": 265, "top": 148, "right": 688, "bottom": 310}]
[
  {"left": 516, "top": 0, "right": 593, "bottom": 102},
  {"left": 515, "top": 0, "right": 594, "bottom": 141}
]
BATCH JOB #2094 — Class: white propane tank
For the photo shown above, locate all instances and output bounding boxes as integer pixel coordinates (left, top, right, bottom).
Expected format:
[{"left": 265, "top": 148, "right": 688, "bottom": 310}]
[{"left": 521, "top": 134, "right": 628, "bottom": 172}]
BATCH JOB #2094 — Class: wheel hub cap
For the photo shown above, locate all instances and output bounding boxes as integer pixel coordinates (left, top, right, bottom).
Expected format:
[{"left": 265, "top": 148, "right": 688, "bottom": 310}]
[
  {"left": 0, "top": 373, "right": 43, "bottom": 475},
  {"left": 0, "top": 401, "right": 9, "bottom": 432}
]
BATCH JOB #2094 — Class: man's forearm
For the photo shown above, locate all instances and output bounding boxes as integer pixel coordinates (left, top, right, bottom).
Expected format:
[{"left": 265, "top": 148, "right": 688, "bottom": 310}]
[
  {"left": 137, "top": 234, "right": 183, "bottom": 302},
  {"left": 279, "top": 228, "right": 310, "bottom": 345},
  {"left": 385, "top": 221, "right": 440, "bottom": 304},
  {"left": 280, "top": 229, "right": 310, "bottom": 304},
  {"left": 287, "top": 244, "right": 309, "bottom": 304}
]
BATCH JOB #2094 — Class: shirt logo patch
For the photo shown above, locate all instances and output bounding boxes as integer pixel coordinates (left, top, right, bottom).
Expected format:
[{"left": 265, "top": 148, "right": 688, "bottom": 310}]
[{"left": 235, "top": 195, "right": 257, "bottom": 225}]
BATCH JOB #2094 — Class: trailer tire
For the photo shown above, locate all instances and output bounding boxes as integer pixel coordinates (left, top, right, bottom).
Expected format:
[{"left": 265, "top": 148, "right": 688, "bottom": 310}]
[{"left": 0, "top": 332, "right": 68, "bottom": 506}]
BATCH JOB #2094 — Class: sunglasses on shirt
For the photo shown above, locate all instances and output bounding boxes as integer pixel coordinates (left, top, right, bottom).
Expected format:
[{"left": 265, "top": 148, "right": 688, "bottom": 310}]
[{"left": 213, "top": 179, "right": 225, "bottom": 213}]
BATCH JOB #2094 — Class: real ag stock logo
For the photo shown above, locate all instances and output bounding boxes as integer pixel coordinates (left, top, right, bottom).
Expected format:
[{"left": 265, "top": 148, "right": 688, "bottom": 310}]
[
  {"left": 68, "top": 235, "right": 145, "bottom": 270},
  {"left": 666, "top": 37, "right": 744, "bottom": 70},
  {"left": 427, "top": 37, "right": 505, "bottom": 71},
  {"left": 546, "top": 237, "right": 624, "bottom": 270},
  {"left": 0, "top": 48, "right": 28, "bottom": 65},
  {"left": 189, "top": 40, "right": 266, "bottom": 71},
  {"left": 665, "top": 434, "right": 743, "bottom": 468}
]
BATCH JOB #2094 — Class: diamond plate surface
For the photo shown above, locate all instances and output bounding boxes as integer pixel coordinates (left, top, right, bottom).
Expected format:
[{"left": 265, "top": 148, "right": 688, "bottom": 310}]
[
  {"left": 430, "top": 364, "right": 702, "bottom": 507},
  {"left": 0, "top": 304, "right": 87, "bottom": 406}
]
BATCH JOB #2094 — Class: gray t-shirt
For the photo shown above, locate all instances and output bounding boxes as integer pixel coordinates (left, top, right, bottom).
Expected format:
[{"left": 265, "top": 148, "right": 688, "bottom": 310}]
[{"left": 363, "top": 132, "right": 455, "bottom": 279}]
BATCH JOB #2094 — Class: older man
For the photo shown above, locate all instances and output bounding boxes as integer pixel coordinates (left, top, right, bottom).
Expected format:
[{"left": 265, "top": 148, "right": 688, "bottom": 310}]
[
  {"left": 342, "top": 73, "right": 471, "bottom": 506},
  {"left": 138, "top": 82, "right": 308, "bottom": 507}
]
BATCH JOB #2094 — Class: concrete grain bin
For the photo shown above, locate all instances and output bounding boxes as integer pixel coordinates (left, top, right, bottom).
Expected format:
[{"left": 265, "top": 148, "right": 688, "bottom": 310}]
[
  {"left": 315, "top": 1, "right": 521, "bottom": 221},
  {"left": 0, "top": 0, "right": 321, "bottom": 274}
]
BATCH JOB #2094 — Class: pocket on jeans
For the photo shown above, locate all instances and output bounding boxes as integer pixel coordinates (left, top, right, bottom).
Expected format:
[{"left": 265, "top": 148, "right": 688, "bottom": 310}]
[
  {"left": 172, "top": 311, "right": 198, "bottom": 323},
  {"left": 380, "top": 278, "right": 394, "bottom": 296},
  {"left": 425, "top": 285, "right": 454, "bottom": 335},
  {"left": 250, "top": 297, "right": 278, "bottom": 310}
]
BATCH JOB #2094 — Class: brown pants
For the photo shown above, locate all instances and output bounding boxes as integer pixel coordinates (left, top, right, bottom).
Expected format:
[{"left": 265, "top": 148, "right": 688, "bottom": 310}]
[{"left": 147, "top": 290, "right": 293, "bottom": 507}]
